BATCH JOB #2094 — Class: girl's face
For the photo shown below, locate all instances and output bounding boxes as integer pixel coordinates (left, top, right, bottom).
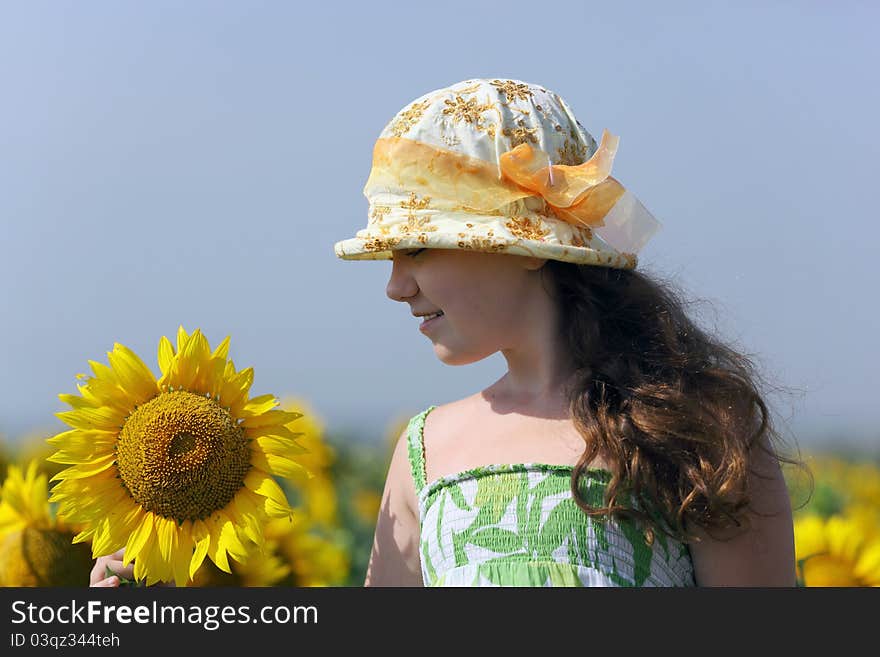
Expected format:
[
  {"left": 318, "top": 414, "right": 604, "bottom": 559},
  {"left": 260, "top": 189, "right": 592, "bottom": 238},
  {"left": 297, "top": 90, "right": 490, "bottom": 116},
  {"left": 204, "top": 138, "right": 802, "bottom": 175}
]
[{"left": 386, "top": 247, "right": 547, "bottom": 365}]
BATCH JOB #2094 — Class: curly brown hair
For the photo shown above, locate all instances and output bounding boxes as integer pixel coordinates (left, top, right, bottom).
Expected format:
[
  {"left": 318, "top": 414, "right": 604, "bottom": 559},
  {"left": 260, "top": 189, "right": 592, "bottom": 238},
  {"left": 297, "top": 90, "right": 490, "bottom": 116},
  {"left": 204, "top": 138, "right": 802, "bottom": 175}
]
[{"left": 541, "top": 259, "right": 814, "bottom": 546}]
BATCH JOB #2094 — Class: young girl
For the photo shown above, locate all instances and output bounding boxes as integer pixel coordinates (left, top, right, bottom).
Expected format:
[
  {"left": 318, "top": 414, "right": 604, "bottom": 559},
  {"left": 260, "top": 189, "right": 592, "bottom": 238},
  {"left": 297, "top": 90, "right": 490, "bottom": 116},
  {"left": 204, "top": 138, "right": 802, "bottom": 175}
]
[
  {"left": 333, "top": 78, "right": 807, "bottom": 587},
  {"left": 90, "top": 77, "right": 807, "bottom": 588}
]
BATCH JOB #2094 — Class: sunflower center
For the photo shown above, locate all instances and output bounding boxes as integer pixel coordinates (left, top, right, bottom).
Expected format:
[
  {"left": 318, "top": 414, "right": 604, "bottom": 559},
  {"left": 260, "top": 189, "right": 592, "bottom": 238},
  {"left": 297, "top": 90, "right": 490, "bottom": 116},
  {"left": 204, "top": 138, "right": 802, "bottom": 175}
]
[
  {"left": 116, "top": 390, "right": 251, "bottom": 523},
  {"left": 169, "top": 432, "right": 197, "bottom": 457}
]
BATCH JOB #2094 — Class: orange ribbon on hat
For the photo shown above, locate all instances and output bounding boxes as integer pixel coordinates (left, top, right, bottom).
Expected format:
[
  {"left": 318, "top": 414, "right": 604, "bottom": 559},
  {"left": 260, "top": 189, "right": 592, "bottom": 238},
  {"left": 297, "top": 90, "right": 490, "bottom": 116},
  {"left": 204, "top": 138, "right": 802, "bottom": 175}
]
[
  {"left": 498, "top": 129, "right": 626, "bottom": 229},
  {"left": 363, "top": 129, "right": 660, "bottom": 255}
]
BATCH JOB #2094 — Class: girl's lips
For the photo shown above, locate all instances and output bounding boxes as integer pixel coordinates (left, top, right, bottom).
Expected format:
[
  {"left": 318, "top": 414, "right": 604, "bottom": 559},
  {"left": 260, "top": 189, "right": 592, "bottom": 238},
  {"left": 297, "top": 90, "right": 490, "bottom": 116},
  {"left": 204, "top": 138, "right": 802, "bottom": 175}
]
[{"left": 419, "top": 313, "right": 444, "bottom": 332}]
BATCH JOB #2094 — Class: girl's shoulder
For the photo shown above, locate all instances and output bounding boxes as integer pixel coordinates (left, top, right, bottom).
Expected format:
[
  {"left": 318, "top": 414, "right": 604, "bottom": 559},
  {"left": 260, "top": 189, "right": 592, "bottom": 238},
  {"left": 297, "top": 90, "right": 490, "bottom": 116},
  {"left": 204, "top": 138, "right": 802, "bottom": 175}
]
[
  {"left": 416, "top": 392, "right": 612, "bottom": 484},
  {"left": 417, "top": 391, "right": 491, "bottom": 450},
  {"left": 409, "top": 396, "right": 470, "bottom": 457}
]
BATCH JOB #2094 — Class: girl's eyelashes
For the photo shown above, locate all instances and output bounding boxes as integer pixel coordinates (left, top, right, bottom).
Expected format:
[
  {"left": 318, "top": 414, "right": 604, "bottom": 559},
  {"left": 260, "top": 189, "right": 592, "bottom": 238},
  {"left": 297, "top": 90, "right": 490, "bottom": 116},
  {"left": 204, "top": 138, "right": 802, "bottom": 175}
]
[{"left": 407, "top": 248, "right": 427, "bottom": 258}]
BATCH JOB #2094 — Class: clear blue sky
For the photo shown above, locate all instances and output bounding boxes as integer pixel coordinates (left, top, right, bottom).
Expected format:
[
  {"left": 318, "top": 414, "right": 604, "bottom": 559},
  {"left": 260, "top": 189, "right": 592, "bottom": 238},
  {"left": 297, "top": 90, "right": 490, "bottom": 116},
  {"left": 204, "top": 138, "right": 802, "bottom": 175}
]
[{"left": 1, "top": 1, "right": 877, "bottom": 450}]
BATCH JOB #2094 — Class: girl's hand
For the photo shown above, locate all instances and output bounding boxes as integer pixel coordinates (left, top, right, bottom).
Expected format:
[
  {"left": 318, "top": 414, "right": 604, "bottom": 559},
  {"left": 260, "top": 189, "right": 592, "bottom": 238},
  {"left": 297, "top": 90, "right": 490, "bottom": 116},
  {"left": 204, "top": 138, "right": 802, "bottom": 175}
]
[
  {"left": 90, "top": 548, "right": 132, "bottom": 587},
  {"left": 89, "top": 548, "right": 177, "bottom": 587}
]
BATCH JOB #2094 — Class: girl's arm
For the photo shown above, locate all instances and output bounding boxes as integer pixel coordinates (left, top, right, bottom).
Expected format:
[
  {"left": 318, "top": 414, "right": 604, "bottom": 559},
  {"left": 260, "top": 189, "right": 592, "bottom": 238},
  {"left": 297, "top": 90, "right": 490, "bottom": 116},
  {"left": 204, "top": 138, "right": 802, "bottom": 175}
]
[
  {"left": 685, "top": 434, "right": 797, "bottom": 586},
  {"left": 364, "top": 427, "right": 424, "bottom": 586}
]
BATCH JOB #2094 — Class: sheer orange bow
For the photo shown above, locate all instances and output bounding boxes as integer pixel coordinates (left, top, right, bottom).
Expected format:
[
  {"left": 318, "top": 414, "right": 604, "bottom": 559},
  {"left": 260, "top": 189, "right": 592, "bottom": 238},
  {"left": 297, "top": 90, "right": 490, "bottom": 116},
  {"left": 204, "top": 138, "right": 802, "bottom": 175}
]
[{"left": 498, "top": 129, "right": 625, "bottom": 229}]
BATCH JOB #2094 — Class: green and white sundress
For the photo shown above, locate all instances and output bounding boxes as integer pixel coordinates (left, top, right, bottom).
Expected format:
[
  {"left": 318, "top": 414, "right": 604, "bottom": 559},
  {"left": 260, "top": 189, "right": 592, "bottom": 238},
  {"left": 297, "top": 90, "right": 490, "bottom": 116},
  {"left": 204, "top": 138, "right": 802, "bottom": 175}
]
[{"left": 406, "top": 405, "right": 697, "bottom": 587}]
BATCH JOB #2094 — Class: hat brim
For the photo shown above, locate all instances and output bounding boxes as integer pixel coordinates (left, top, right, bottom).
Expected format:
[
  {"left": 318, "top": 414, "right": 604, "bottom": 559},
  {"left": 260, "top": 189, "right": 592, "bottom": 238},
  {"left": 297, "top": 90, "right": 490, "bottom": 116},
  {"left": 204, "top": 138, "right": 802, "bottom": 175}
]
[{"left": 333, "top": 233, "right": 636, "bottom": 269}]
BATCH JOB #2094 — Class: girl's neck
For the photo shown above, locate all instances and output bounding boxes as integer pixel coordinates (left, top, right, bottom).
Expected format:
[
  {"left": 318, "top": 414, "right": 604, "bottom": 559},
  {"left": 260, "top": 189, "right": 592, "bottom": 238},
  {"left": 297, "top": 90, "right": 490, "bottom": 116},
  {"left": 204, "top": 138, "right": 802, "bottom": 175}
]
[{"left": 481, "top": 371, "right": 577, "bottom": 418}]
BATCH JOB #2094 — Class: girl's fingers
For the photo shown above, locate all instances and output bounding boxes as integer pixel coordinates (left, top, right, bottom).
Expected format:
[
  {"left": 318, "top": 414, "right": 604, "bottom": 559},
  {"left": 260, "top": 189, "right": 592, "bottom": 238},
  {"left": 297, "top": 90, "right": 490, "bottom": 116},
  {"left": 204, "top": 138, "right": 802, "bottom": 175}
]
[
  {"left": 90, "top": 552, "right": 133, "bottom": 585},
  {"left": 91, "top": 575, "right": 120, "bottom": 588},
  {"left": 101, "top": 560, "right": 133, "bottom": 580},
  {"left": 90, "top": 559, "right": 109, "bottom": 585}
]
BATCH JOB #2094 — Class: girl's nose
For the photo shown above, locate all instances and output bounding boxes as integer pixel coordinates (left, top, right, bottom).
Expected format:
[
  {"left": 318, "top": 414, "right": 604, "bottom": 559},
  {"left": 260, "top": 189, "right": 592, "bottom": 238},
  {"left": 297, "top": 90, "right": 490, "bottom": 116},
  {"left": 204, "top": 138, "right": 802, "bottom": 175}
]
[{"left": 386, "top": 257, "right": 418, "bottom": 302}]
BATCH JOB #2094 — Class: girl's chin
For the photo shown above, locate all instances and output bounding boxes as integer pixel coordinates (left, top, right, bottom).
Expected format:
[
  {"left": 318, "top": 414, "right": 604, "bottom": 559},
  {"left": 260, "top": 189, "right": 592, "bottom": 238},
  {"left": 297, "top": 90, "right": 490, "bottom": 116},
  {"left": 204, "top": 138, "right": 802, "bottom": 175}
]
[{"left": 432, "top": 344, "right": 495, "bottom": 367}]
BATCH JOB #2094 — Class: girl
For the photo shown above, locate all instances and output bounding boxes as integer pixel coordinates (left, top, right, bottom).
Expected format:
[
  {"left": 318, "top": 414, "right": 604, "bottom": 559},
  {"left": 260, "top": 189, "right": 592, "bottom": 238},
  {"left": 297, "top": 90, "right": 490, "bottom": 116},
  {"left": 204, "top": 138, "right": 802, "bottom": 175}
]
[
  {"left": 90, "top": 77, "right": 809, "bottom": 588},
  {"left": 333, "top": 78, "right": 809, "bottom": 587}
]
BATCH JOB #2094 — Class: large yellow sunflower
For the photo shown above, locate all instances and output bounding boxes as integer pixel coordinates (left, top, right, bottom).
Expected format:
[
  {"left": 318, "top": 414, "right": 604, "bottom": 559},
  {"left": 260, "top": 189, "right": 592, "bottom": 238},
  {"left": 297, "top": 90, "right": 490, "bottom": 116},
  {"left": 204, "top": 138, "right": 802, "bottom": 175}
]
[
  {"left": 0, "top": 461, "right": 93, "bottom": 586},
  {"left": 47, "top": 327, "right": 312, "bottom": 587}
]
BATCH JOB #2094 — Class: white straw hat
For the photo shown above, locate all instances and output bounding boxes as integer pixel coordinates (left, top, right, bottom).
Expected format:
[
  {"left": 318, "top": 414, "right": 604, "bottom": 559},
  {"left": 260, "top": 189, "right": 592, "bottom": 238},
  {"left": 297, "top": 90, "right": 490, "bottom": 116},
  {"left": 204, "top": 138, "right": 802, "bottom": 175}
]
[{"left": 334, "top": 78, "right": 662, "bottom": 269}]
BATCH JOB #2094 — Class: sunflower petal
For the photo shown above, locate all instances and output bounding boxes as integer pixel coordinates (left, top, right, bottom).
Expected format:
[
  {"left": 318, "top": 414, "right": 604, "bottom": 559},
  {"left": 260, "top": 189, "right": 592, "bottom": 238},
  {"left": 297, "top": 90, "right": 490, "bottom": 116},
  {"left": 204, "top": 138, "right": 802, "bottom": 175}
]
[
  {"left": 206, "top": 514, "right": 231, "bottom": 573},
  {"left": 253, "top": 433, "right": 309, "bottom": 457},
  {"left": 854, "top": 541, "right": 880, "bottom": 583},
  {"left": 176, "top": 326, "right": 190, "bottom": 353},
  {"left": 191, "top": 351, "right": 220, "bottom": 395},
  {"left": 106, "top": 504, "right": 144, "bottom": 556},
  {"left": 140, "top": 531, "right": 171, "bottom": 585},
  {"left": 250, "top": 447, "right": 312, "bottom": 482},
  {"left": 155, "top": 515, "right": 177, "bottom": 563},
  {"left": 77, "top": 378, "right": 131, "bottom": 414},
  {"left": 173, "top": 330, "right": 211, "bottom": 391},
  {"left": 73, "top": 527, "right": 98, "bottom": 547},
  {"left": 219, "top": 367, "right": 254, "bottom": 412},
  {"left": 826, "top": 516, "right": 862, "bottom": 563},
  {"left": 47, "top": 432, "right": 118, "bottom": 464},
  {"left": 246, "top": 423, "right": 306, "bottom": 442},
  {"left": 107, "top": 343, "right": 158, "bottom": 404},
  {"left": 88, "top": 359, "right": 119, "bottom": 384},
  {"left": 124, "top": 512, "right": 155, "bottom": 566},
  {"left": 244, "top": 470, "right": 293, "bottom": 517},
  {"left": 189, "top": 519, "right": 212, "bottom": 579},
  {"left": 55, "top": 407, "right": 124, "bottom": 432},
  {"left": 52, "top": 481, "right": 124, "bottom": 518},
  {"left": 240, "top": 394, "right": 279, "bottom": 417},
  {"left": 211, "top": 335, "right": 231, "bottom": 361},
  {"left": 157, "top": 336, "right": 175, "bottom": 377},
  {"left": 171, "top": 522, "right": 193, "bottom": 587},
  {"left": 91, "top": 516, "right": 121, "bottom": 557},
  {"left": 215, "top": 510, "right": 251, "bottom": 562},
  {"left": 204, "top": 357, "right": 228, "bottom": 398},
  {"left": 46, "top": 427, "right": 115, "bottom": 448},
  {"left": 241, "top": 409, "right": 303, "bottom": 429},
  {"left": 229, "top": 491, "right": 267, "bottom": 550},
  {"left": 49, "top": 453, "right": 117, "bottom": 481},
  {"left": 58, "top": 393, "right": 100, "bottom": 410}
]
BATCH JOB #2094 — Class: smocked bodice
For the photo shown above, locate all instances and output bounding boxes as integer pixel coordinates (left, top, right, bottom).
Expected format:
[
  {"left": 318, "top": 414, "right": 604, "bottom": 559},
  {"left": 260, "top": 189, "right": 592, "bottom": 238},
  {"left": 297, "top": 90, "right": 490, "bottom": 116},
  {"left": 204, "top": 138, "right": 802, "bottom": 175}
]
[{"left": 406, "top": 405, "right": 696, "bottom": 587}]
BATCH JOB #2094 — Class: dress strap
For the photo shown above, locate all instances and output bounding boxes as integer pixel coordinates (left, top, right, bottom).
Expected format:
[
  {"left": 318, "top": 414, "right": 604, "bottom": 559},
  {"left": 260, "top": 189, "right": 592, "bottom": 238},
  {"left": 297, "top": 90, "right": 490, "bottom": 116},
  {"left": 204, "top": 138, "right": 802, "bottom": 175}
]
[{"left": 405, "top": 405, "right": 436, "bottom": 496}]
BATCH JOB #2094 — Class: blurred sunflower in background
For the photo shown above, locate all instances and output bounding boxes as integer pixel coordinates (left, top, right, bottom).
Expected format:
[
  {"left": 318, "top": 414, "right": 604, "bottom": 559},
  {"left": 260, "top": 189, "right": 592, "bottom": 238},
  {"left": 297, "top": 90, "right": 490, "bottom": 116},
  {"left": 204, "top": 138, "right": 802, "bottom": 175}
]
[
  {"left": 271, "top": 398, "right": 350, "bottom": 585},
  {"left": 348, "top": 410, "right": 409, "bottom": 528},
  {"left": 789, "top": 452, "right": 880, "bottom": 586},
  {"left": 269, "top": 514, "right": 350, "bottom": 586},
  {"left": 352, "top": 488, "right": 382, "bottom": 526},
  {"left": 189, "top": 512, "right": 350, "bottom": 587},
  {"left": 0, "top": 460, "right": 92, "bottom": 586},
  {"left": 14, "top": 430, "right": 67, "bottom": 481},
  {"left": 296, "top": 410, "right": 410, "bottom": 584},
  {"left": 278, "top": 397, "right": 339, "bottom": 527},
  {"left": 795, "top": 513, "right": 880, "bottom": 586},
  {"left": 190, "top": 526, "right": 293, "bottom": 586},
  {"left": 0, "top": 442, "right": 10, "bottom": 484},
  {"left": 47, "top": 327, "right": 312, "bottom": 587}
]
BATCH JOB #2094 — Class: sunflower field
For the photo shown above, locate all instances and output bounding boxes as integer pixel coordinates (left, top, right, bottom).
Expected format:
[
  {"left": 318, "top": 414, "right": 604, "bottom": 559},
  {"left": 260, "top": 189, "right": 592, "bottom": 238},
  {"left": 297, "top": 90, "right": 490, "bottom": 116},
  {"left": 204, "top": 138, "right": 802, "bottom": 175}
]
[{"left": 0, "top": 327, "right": 877, "bottom": 586}]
